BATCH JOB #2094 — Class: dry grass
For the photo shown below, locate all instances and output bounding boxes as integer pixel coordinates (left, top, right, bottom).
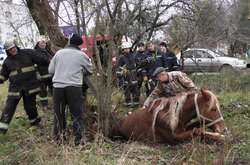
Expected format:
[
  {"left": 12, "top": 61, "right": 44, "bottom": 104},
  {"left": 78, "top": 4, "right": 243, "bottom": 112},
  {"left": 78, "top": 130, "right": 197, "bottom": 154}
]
[{"left": 0, "top": 72, "right": 250, "bottom": 164}]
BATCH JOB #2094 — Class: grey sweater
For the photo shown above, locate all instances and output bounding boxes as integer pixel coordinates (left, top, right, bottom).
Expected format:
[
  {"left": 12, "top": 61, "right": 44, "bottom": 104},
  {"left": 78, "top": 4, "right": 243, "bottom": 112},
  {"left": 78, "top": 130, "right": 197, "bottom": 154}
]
[{"left": 48, "top": 46, "right": 93, "bottom": 88}]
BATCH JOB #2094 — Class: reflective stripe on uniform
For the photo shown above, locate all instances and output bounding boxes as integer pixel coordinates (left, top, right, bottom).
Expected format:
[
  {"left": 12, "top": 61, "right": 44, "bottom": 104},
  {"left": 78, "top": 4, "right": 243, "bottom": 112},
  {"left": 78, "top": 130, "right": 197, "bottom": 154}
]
[
  {"left": 28, "top": 87, "right": 40, "bottom": 94},
  {"left": 0, "top": 75, "right": 6, "bottom": 81},
  {"left": 22, "top": 66, "right": 35, "bottom": 72},
  {"left": 37, "top": 96, "right": 48, "bottom": 101},
  {"left": 40, "top": 74, "right": 52, "bottom": 79},
  {"left": 8, "top": 92, "right": 20, "bottom": 97},
  {"left": 0, "top": 122, "right": 9, "bottom": 130},
  {"left": 9, "top": 70, "right": 18, "bottom": 76},
  {"left": 10, "top": 66, "right": 35, "bottom": 76}
]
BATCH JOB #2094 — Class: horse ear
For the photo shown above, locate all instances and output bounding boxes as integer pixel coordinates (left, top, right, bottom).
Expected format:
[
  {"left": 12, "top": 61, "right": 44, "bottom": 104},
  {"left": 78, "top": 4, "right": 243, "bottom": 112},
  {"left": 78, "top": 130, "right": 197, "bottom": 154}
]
[{"left": 201, "top": 88, "right": 210, "bottom": 101}]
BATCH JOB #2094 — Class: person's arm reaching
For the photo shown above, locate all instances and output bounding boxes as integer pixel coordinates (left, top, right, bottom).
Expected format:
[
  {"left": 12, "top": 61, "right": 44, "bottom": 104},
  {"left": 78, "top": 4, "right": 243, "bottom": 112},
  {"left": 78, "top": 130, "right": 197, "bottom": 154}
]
[{"left": 143, "top": 84, "right": 161, "bottom": 108}]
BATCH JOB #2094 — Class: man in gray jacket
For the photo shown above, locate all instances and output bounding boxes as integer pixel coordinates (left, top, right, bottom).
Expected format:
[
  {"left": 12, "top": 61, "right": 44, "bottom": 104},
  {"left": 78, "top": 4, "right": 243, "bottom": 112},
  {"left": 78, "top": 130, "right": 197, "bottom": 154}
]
[{"left": 49, "top": 34, "right": 92, "bottom": 145}]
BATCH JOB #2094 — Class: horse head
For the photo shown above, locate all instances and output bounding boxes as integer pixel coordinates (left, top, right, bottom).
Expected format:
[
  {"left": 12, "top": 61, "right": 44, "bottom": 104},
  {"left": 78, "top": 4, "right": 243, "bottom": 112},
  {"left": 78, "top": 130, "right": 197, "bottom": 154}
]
[{"left": 195, "top": 89, "right": 229, "bottom": 136}]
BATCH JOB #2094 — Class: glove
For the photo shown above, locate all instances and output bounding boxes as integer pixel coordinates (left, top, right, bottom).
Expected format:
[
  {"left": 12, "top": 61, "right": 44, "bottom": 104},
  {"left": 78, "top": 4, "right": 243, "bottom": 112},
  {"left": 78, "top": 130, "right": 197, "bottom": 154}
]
[{"left": 146, "top": 57, "right": 154, "bottom": 63}]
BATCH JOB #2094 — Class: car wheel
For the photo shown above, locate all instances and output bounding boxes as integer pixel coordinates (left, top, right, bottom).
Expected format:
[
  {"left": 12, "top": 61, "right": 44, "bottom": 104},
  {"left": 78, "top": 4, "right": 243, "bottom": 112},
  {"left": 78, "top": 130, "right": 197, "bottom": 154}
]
[{"left": 219, "top": 65, "right": 235, "bottom": 74}]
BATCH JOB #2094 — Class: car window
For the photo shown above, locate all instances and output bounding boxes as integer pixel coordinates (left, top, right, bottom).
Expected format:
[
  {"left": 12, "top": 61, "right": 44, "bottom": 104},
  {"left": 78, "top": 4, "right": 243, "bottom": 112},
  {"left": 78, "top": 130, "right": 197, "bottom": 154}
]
[
  {"left": 195, "top": 50, "right": 213, "bottom": 58},
  {"left": 183, "top": 51, "right": 194, "bottom": 58}
]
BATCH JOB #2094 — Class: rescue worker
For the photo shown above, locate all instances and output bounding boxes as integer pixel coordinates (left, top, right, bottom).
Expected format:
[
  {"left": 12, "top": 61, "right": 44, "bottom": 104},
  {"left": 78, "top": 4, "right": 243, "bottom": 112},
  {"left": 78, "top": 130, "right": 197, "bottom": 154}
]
[
  {"left": 145, "top": 41, "right": 165, "bottom": 78},
  {"left": 34, "top": 37, "right": 53, "bottom": 111},
  {"left": 159, "top": 42, "right": 180, "bottom": 71},
  {"left": 143, "top": 67, "right": 198, "bottom": 108},
  {"left": 0, "top": 40, "right": 49, "bottom": 134},
  {"left": 49, "top": 34, "right": 93, "bottom": 146},
  {"left": 117, "top": 42, "right": 139, "bottom": 107},
  {"left": 134, "top": 42, "right": 148, "bottom": 99},
  {"left": 142, "top": 41, "right": 165, "bottom": 95}
]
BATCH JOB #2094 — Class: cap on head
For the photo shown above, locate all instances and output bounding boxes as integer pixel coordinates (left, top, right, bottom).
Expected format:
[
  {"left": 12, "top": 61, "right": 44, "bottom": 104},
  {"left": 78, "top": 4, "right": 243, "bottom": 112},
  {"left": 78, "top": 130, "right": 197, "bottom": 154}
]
[
  {"left": 153, "top": 67, "right": 166, "bottom": 78},
  {"left": 121, "top": 42, "right": 132, "bottom": 49},
  {"left": 70, "top": 34, "right": 83, "bottom": 46},
  {"left": 4, "top": 40, "right": 15, "bottom": 50}
]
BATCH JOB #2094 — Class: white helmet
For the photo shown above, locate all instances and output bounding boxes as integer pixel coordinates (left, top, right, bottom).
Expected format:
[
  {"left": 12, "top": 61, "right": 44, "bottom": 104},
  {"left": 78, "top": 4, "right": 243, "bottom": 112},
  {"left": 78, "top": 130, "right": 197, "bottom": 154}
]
[
  {"left": 121, "top": 42, "right": 132, "bottom": 49},
  {"left": 4, "top": 40, "right": 15, "bottom": 50}
]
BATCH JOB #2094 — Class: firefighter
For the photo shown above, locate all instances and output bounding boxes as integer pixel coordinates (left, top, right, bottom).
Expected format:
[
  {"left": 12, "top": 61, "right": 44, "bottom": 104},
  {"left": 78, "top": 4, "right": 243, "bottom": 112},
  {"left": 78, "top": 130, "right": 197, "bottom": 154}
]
[
  {"left": 145, "top": 41, "right": 165, "bottom": 77},
  {"left": 159, "top": 42, "right": 180, "bottom": 71},
  {"left": 117, "top": 42, "right": 139, "bottom": 107},
  {"left": 143, "top": 41, "right": 164, "bottom": 95},
  {"left": 134, "top": 42, "right": 148, "bottom": 97},
  {"left": 0, "top": 40, "right": 49, "bottom": 134},
  {"left": 34, "top": 37, "right": 53, "bottom": 111}
]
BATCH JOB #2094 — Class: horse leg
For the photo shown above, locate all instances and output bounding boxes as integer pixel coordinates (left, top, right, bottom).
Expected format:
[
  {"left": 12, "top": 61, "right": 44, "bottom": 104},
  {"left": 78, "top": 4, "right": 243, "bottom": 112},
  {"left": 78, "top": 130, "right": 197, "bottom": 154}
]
[
  {"left": 202, "top": 131, "right": 226, "bottom": 141},
  {"left": 172, "top": 129, "right": 197, "bottom": 141},
  {"left": 190, "top": 128, "right": 226, "bottom": 141}
]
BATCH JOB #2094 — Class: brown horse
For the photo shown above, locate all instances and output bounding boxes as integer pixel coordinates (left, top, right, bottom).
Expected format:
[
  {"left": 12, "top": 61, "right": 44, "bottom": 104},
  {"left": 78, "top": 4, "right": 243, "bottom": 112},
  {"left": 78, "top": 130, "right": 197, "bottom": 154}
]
[{"left": 111, "top": 89, "right": 229, "bottom": 144}]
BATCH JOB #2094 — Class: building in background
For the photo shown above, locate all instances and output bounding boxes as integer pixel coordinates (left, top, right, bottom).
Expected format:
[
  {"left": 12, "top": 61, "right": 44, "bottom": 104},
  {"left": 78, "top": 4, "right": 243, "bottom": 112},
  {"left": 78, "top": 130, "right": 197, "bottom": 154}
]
[{"left": 0, "top": 0, "right": 39, "bottom": 48}]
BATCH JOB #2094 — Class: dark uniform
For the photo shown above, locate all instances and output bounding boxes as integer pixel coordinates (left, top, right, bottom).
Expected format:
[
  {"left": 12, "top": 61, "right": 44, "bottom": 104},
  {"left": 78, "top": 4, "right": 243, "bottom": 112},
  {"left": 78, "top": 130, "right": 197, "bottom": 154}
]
[
  {"left": 145, "top": 49, "right": 164, "bottom": 78},
  {"left": 117, "top": 52, "right": 140, "bottom": 106},
  {"left": 163, "top": 50, "right": 180, "bottom": 71},
  {"left": 143, "top": 49, "right": 164, "bottom": 95},
  {"left": 134, "top": 50, "right": 149, "bottom": 97},
  {"left": 0, "top": 47, "right": 49, "bottom": 133},
  {"left": 34, "top": 46, "right": 53, "bottom": 109}
]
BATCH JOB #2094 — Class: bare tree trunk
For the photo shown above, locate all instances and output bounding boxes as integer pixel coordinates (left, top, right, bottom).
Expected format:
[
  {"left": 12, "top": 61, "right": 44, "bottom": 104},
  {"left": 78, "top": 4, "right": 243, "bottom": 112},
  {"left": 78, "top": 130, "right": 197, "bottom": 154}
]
[
  {"left": 26, "top": 0, "right": 67, "bottom": 47},
  {"left": 74, "top": 0, "right": 81, "bottom": 34},
  {"left": 80, "top": 0, "right": 87, "bottom": 35}
]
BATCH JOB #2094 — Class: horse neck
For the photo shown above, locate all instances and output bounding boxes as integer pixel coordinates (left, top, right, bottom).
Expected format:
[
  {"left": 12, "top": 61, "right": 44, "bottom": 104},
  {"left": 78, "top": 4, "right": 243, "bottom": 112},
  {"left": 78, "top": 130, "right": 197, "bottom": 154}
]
[{"left": 179, "top": 93, "right": 197, "bottom": 124}]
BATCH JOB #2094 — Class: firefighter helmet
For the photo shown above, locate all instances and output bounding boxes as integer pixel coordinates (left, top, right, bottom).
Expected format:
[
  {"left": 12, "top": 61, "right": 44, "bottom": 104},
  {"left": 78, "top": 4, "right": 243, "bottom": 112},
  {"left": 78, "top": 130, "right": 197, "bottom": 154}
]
[{"left": 121, "top": 42, "right": 132, "bottom": 49}]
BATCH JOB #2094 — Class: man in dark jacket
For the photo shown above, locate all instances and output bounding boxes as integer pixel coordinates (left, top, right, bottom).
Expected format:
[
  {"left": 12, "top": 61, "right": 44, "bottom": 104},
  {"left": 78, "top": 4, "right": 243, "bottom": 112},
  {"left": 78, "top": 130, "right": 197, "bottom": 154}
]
[
  {"left": 134, "top": 42, "right": 147, "bottom": 100},
  {"left": 34, "top": 38, "right": 53, "bottom": 111},
  {"left": 159, "top": 42, "right": 180, "bottom": 71},
  {"left": 117, "top": 42, "right": 139, "bottom": 106},
  {"left": 49, "top": 34, "right": 93, "bottom": 146},
  {"left": 0, "top": 40, "right": 49, "bottom": 134},
  {"left": 145, "top": 41, "right": 164, "bottom": 78}
]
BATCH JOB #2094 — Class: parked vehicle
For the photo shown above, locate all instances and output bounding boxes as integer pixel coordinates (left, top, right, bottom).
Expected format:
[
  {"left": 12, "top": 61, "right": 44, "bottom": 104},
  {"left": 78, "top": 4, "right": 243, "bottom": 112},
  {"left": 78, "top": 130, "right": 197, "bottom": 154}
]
[{"left": 180, "top": 48, "right": 247, "bottom": 73}]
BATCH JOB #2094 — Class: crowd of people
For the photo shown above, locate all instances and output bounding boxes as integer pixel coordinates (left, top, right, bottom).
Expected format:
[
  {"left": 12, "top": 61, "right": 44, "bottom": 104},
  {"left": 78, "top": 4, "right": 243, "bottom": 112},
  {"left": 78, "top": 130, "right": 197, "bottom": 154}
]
[
  {"left": 0, "top": 34, "right": 198, "bottom": 146},
  {"left": 116, "top": 41, "right": 181, "bottom": 107}
]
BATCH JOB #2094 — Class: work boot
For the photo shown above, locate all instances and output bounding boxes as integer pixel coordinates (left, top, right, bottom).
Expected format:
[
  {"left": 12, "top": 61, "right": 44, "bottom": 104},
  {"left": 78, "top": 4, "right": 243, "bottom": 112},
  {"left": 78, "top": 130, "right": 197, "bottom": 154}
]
[
  {"left": 0, "top": 128, "right": 7, "bottom": 134},
  {"left": 30, "top": 117, "right": 41, "bottom": 126}
]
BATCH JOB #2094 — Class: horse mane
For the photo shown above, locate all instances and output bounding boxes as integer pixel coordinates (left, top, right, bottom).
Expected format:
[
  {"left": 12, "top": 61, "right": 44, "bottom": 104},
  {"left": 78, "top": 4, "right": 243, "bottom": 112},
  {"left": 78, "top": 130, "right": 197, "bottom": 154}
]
[
  {"left": 148, "top": 90, "right": 220, "bottom": 137},
  {"left": 205, "top": 90, "right": 220, "bottom": 112},
  {"left": 148, "top": 92, "right": 193, "bottom": 141}
]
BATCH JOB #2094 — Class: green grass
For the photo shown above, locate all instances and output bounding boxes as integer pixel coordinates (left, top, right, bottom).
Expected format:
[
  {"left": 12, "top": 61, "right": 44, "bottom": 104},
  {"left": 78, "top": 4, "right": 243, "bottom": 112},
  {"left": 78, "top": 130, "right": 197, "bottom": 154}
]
[{"left": 0, "top": 72, "right": 250, "bottom": 164}]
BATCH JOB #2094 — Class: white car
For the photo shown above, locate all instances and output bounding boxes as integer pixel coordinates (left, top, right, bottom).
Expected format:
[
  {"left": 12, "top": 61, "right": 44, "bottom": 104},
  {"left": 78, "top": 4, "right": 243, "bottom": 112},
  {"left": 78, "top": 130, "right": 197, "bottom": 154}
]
[
  {"left": 0, "top": 45, "right": 7, "bottom": 66},
  {"left": 180, "top": 48, "right": 247, "bottom": 73}
]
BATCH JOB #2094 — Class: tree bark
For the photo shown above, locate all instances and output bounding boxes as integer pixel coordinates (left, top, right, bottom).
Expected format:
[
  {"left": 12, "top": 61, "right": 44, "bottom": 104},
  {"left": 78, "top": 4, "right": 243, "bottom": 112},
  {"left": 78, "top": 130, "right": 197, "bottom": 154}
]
[{"left": 26, "top": 0, "right": 67, "bottom": 47}]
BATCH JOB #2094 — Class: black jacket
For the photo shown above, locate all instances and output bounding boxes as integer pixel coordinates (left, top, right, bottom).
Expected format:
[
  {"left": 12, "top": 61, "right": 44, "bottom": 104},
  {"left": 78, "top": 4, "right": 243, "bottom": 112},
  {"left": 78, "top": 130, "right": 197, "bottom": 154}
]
[
  {"left": 145, "top": 50, "right": 164, "bottom": 78},
  {"left": 0, "top": 48, "right": 49, "bottom": 98},
  {"left": 163, "top": 51, "right": 180, "bottom": 71},
  {"left": 35, "top": 48, "right": 53, "bottom": 80},
  {"left": 117, "top": 53, "right": 137, "bottom": 87}
]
